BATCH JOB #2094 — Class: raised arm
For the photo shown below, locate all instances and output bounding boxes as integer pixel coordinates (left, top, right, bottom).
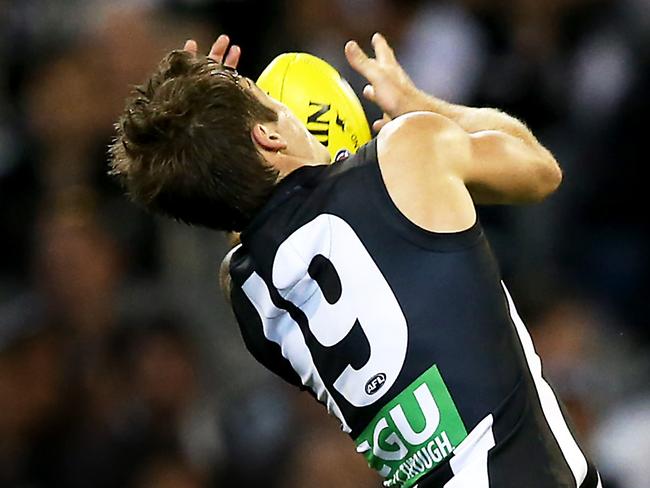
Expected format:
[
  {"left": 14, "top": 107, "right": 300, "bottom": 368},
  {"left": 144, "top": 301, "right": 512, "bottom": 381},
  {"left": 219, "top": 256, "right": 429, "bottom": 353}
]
[{"left": 345, "top": 33, "right": 562, "bottom": 205}]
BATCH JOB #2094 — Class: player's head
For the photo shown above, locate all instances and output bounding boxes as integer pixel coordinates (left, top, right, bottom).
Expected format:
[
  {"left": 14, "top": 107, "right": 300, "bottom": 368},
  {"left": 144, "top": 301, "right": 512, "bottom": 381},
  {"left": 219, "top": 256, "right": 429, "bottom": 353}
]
[{"left": 110, "top": 50, "right": 329, "bottom": 232}]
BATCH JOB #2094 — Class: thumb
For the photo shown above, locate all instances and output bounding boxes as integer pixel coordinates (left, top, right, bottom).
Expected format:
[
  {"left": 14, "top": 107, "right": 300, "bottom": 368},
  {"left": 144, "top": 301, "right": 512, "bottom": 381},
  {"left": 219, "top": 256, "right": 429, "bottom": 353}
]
[{"left": 372, "top": 114, "right": 391, "bottom": 132}]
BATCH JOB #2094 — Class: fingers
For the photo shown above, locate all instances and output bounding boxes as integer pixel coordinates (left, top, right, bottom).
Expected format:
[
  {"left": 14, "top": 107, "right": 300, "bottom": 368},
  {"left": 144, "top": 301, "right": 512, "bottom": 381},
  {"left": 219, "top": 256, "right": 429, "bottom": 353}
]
[
  {"left": 183, "top": 35, "right": 241, "bottom": 67},
  {"left": 183, "top": 39, "right": 198, "bottom": 56},
  {"left": 372, "top": 114, "right": 391, "bottom": 132},
  {"left": 363, "top": 84, "right": 376, "bottom": 103},
  {"left": 208, "top": 34, "right": 231, "bottom": 63},
  {"left": 345, "top": 40, "right": 380, "bottom": 83},
  {"left": 371, "top": 32, "right": 396, "bottom": 64},
  {"left": 208, "top": 34, "right": 241, "bottom": 68},
  {"left": 224, "top": 44, "right": 241, "bottom": 69}
]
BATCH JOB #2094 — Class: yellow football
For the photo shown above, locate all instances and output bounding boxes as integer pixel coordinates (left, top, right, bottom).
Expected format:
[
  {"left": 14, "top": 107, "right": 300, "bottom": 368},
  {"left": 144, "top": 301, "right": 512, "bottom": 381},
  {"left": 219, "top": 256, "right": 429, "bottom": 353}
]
[{"left": 257, "top": 53, "right": 371, "bottom": 162}]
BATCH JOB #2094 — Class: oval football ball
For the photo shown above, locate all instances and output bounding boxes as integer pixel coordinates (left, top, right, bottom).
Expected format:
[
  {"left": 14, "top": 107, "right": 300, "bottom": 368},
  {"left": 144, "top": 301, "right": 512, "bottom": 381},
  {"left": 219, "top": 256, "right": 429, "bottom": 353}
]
[{"left": 257, "top": 53, "right": 371, "bottom": 162}]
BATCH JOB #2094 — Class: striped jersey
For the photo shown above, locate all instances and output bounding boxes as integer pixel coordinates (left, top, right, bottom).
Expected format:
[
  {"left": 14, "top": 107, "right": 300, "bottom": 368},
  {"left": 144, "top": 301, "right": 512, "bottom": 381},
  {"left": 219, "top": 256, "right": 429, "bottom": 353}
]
[{"left": 226, "top": 140, "right": 600, "bottom": 488}]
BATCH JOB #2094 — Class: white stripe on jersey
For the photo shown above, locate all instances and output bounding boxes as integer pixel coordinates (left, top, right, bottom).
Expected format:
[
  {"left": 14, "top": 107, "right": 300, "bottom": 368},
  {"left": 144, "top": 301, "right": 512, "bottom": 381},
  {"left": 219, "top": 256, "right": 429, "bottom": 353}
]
[
  {"left": 242, "top": 271, "right": 351, "bottom": 433},
  {"left": 444, "top": 414, "right": 495, "bottom": 488},
  {"left": 502, "top": 283, "right": 588, "bottom": 487}
]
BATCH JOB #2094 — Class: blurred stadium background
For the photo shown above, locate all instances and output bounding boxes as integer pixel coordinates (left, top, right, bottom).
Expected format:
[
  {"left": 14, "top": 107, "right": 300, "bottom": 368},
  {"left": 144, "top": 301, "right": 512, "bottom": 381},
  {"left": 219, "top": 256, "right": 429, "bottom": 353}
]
[{"left": 0, "top": 0, "right": 648, "bottom": 486}]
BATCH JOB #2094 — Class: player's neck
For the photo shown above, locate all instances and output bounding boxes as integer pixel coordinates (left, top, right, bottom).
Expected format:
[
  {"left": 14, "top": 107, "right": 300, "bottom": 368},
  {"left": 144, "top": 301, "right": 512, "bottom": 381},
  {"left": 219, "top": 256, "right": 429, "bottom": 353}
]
[{"left": 272, "top": 153, "right": 328, "bottom": 178}]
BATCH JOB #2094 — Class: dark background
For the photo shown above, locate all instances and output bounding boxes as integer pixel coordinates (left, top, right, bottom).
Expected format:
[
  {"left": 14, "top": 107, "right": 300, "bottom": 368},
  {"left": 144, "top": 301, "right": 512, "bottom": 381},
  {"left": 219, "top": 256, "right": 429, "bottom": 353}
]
[{"left": 1, "top": 0, "right": 648, "bottom": 487}]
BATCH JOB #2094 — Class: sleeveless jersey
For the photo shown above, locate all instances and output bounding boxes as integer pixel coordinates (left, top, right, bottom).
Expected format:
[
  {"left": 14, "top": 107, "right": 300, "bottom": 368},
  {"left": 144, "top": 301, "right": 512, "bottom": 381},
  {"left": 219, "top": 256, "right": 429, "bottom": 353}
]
[{"left": 227, "top": 140, "right": 599, "bottom": 488}]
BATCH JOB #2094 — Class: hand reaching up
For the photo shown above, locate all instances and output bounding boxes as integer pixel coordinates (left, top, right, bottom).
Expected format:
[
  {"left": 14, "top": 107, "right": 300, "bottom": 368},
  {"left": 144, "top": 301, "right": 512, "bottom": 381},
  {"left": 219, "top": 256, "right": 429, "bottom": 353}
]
[
  {"left": 345, "top": 33, "right": 425, "bottom": 132},
  {"left": 183, "top": 34, "right": 241, "bottom": 69}
]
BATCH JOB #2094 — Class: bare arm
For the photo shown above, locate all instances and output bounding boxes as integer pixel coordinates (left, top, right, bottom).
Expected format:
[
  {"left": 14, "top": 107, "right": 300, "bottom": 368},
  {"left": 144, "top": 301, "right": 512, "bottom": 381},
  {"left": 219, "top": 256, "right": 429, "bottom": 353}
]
[
  {"left": 345, "top": 33, "right": 562, "bottom": 204},
  {"left": 405, "top": 93, "right": 561, "bottom": 203}
]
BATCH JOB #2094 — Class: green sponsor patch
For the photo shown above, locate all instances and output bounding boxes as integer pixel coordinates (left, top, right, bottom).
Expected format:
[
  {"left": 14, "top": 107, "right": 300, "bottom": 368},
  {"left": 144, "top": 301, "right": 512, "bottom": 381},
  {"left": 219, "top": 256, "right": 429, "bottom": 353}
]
[{"left": 355, "top": 365, "right": 467, "bottom": 488}]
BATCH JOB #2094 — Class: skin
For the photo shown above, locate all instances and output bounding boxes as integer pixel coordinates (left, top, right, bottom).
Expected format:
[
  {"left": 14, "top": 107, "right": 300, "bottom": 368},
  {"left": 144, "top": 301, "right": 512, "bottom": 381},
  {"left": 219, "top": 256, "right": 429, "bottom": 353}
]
[
  {"left": 184, "top": 36, "right": 330, "bottom": 177},
  {"left": 247, "top": 80, "right": 331, "bottom": 175},
  {"left": 343, "top": 33, "right": 562, "bottom": 232},
  {"left": 186, "top": 33, "right": 560, "bottom": 237}
]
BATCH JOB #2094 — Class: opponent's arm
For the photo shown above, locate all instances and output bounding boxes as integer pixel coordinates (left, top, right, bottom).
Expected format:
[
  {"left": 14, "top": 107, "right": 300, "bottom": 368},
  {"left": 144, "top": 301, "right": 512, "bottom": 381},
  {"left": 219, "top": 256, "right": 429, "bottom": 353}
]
[{"left": 345, "top": 34, "right": 562, "bottom": 204}]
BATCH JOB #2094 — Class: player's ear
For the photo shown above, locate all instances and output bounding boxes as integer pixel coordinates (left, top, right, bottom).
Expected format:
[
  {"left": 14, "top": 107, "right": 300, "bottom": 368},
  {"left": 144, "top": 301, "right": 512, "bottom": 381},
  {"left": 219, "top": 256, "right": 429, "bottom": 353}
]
[{"left": 252, "top": 123, "right": 287, "bottom": 152}]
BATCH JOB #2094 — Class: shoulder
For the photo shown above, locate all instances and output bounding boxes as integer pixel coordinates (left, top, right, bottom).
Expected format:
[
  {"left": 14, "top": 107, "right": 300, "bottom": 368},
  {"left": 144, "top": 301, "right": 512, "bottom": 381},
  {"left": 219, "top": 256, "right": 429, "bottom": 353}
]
[
  {"left": 373, "top": 112, "right": 476, "bottom": 233},
  {"left": 377, "top": 112, "right": 470, "bottom": 169},
  {"left": 381, "top": 111, "right": 458, "bottom": 134}
]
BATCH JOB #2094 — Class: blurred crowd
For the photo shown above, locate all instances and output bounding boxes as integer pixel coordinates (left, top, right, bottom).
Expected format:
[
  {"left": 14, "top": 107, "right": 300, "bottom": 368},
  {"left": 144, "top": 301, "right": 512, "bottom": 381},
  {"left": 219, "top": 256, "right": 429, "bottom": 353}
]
[{"left": 0, "top": 0, "right": 648, "bottom": 487}]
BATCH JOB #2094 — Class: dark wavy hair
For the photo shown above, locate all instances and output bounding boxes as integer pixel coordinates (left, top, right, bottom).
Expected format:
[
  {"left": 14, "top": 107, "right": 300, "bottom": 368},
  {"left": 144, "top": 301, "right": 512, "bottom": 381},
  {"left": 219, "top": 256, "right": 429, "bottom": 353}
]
[{"left": 109, "top": 50, "right": 278, "bottom": 231}]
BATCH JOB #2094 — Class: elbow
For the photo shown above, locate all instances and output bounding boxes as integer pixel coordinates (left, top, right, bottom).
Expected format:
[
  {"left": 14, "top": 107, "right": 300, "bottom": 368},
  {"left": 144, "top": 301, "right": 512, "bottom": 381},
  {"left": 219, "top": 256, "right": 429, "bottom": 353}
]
[
  {"left": 544, "top": 159, "right": 563, "bottom": 194},
  {"left": 531, "top": 158, "right": 563, "bottom": 202},
  {"left": 521, "top": 157, "right": 562, "bottom": 203}
]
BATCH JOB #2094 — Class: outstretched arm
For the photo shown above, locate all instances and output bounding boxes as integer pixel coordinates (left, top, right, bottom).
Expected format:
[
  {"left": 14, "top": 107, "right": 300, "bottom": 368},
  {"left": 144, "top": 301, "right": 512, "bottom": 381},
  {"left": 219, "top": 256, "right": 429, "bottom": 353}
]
[{"left": 345, "top": 33, "right": 562, "bottom": 204}]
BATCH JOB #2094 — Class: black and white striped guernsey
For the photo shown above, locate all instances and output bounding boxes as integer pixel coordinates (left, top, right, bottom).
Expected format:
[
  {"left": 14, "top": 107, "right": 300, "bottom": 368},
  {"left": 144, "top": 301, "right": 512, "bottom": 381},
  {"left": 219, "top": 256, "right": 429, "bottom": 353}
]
[{"left": 227, "top": 139, "right": 600, "bottom": 488}]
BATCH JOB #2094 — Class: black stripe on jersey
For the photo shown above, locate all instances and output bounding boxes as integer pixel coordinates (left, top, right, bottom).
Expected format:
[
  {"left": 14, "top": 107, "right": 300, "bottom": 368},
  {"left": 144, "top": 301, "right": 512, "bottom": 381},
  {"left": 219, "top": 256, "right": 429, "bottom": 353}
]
[
  {"left": 487, "top": 377, "right": 575, "bottom": 487},
  {"left": 580, "top": 463, "right": 599, "bottom": 488},
  {"left": 417, "top": 458, "right": 455, "bottom": 488}
]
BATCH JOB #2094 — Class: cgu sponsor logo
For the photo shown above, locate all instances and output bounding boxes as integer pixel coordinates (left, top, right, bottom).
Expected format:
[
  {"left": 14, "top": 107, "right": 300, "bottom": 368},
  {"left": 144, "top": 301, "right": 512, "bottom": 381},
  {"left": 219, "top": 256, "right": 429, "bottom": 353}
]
[
  {"left": 357, "top": 381, "right": 455, "bottom": 487},
  {"left": 366, "top": 373, "right": 387, "bottom": 395},
  {"left": 365, "top": 383, "right": 440, "bottom": 461},
  {"left": 384, "top": 432, "right": 453, "bottom": 487},
  {"left": 356, "top": 365, "right": 467, "bottom": 487}
]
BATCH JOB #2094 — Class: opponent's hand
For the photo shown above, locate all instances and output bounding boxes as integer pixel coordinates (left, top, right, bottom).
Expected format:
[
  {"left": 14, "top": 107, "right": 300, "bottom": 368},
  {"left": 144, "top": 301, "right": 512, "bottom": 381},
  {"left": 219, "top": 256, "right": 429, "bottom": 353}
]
[
  {"left": 345, "top": 33, "right": 423, "bottom": 132},
  {"left": 183, "top": 34, "right": 241, "bottom": 68}
]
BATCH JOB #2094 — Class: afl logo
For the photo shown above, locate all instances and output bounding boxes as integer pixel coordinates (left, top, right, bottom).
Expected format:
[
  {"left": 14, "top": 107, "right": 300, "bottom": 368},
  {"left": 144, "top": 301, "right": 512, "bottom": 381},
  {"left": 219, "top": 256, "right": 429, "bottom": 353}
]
[
  {"left": 334, "top": 148, "right": 351, "bottom": 162},
  {"left": 365, "top": 373, "right": 387, "bottom": 395}
]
